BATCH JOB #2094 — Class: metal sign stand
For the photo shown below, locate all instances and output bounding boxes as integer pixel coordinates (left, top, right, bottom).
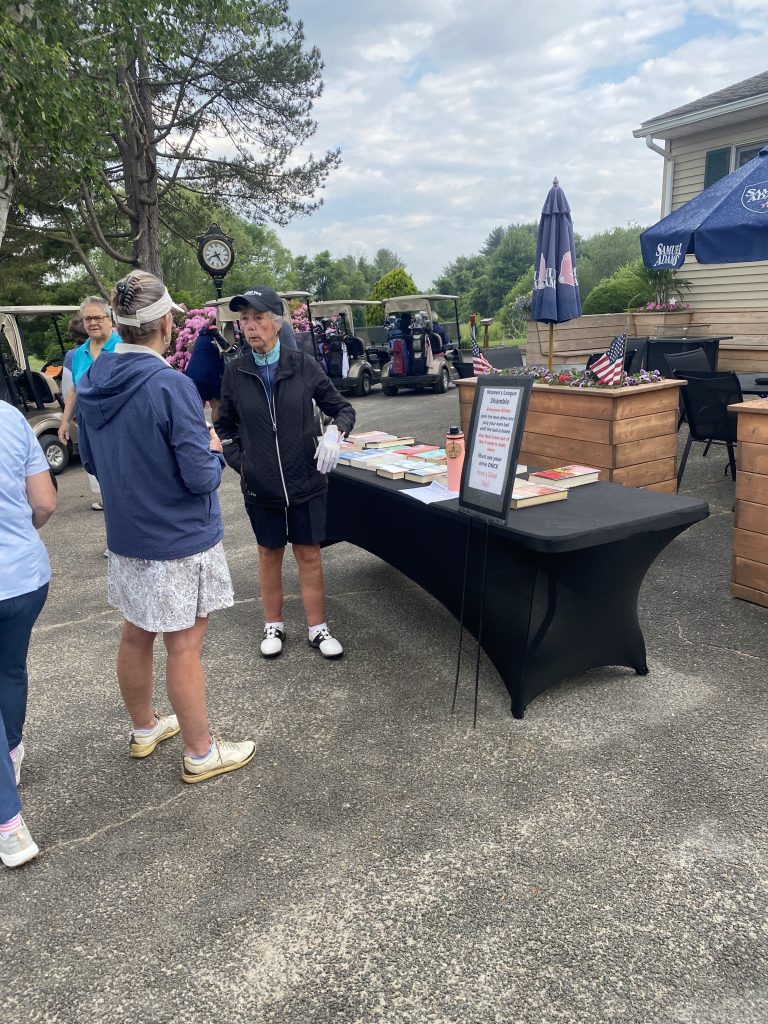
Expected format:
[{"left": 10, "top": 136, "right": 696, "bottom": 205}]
[{"left": 451, "top": 515, "right": 492, "bottom": 728}]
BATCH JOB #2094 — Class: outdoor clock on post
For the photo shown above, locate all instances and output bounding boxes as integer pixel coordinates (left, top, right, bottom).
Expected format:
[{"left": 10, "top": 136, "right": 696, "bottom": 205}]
[{"left": 196, "top": 223, "right": 235, "bottom": 298}]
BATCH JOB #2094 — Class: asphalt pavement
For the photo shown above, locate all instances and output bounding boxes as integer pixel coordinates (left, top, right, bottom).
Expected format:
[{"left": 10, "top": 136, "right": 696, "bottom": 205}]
[{"left": 2, "top": 382, "right": 766, "bottom": 1024}]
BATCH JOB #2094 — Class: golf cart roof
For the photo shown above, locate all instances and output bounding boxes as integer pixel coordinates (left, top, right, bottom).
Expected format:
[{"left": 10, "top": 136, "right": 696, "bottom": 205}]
[
  {"left": 312, "top": 299, "right": 381, "bottom": 318},
  {"left": 215, "top": 292, "right": 311, "bottom": 324},
  {"left": 383, "top": 294, "right": 458, "bottom": 314},
  {"left": 0, "top": 305, "right": 79, "bottom": 316}
]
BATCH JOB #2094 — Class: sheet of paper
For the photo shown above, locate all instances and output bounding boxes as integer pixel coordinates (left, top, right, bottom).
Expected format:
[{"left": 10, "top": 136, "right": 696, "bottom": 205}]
[
  {"left": 467, "top": 385, "right": 521, "bottom": 494},
  {"left": 400, "top": 481, "right": 459, "bottom": 504}
]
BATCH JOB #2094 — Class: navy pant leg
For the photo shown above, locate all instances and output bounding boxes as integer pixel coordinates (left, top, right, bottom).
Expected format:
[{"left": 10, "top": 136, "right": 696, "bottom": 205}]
[{"left": 0, "top": 583, "right": 48, "bottom": 822}]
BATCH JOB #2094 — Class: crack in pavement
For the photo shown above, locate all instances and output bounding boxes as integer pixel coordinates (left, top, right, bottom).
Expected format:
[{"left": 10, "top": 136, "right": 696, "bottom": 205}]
[
  {"left": 43, "top": 791, "right": 188, "bottom": 857},
  {"left": 676, "top": 621, "right": 763, "bottom": 661}
]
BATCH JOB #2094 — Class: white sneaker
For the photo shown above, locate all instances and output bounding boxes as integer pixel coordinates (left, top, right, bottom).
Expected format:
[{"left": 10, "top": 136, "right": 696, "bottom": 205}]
[
  {"left": 260, "top": 624, "right": 285, "bottom": 658},
  {"left": 0, "top": 818, "right": 39, "bottom": 868},
  {"left": 11, "top": 742, "right": 24, "bottom": 787},
  {"left": 91, "top": 501, "right": 104, "bottom": 511},
  {"left": 308, "top": 627, "right": 343, "bottom": 659},
  {"left": 181, "top": 737, "right": 256, "bottom": 784},
  {"left": 129, "top": 713, "right": 180, "bottom": 759}
]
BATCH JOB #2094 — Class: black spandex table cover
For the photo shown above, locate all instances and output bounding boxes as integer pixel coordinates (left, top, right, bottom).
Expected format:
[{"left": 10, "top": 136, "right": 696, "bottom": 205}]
[
  {"left": 325, "top": 468, "right": 709, "bottom": 718},
  {"left": 737, "top": 373, "right": 768, "bottom": 397}
]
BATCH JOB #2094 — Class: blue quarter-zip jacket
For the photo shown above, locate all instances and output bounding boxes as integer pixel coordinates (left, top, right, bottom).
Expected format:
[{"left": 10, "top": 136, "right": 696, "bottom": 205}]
[{"left": 76, "top": 349, "right": 225, "bottom": 560}]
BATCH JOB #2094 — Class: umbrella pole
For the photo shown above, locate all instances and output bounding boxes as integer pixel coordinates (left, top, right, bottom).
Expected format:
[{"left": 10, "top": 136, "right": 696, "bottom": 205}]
[{"left": 547, "top": 323, "right": 554, "bottom": 373}]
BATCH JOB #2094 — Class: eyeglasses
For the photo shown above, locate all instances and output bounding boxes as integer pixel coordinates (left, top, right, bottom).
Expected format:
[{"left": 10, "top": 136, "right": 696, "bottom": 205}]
[{"left": 83, "top": 315, "right": 109, "bottom": 324}]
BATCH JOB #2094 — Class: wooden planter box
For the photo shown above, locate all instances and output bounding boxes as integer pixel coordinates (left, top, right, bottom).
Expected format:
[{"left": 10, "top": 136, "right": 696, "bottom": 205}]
[
  {"left": 456, "top": 378, "right": 684, "bottom": 492},
  {"left": 631, "top": 311, "right": 694, "bottom": 335},
  {"left": 731, "top": 399, "right": 768, "bottom": 608}
]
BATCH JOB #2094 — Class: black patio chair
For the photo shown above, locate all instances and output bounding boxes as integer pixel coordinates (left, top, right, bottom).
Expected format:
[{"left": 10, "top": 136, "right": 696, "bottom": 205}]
[
  {"left": 665, "top": 347, "right": 712, "bottom": 428},
  {"left": 675, "top": 370, "right": 743, "bottom": 486},
  {"left": 586, "top": 348, "right": 637, "bottom": 373}
]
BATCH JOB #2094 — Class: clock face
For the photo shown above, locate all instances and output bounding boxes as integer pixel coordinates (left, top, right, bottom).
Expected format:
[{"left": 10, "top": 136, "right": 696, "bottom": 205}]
[{"left": 201, "top": 239, "right": 232, "bottom": 271}]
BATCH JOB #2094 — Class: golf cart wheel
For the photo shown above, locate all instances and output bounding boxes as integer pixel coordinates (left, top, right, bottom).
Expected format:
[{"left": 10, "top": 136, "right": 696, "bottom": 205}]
[
  {"left": 382, "top": 384, "right": 398, "bottom": 396},
  {"left": 40, "top": 434, "right": 69, "bottom": 475},
  {"left": 355, "top": 371, "right": 372, "bottom": 397},
  {"left": 434, "top": 367, "right": 451, "bottom": 394}
]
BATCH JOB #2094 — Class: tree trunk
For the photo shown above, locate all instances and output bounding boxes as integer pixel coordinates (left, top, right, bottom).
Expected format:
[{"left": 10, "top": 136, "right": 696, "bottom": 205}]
[
  {"left": 120, "top": 33, "right": 162, "bottom": 278},
  {"left": 0, "top": 113, "right": 19, "bottom": 253}
]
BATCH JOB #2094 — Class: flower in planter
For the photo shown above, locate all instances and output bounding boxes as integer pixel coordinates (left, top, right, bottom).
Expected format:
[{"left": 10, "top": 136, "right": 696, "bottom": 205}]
[
  {"left": 639, "top": 300, "right": 691, "bottom": 313},
  {"left": 503, "top": 366, "right": 663, "bottom": 388}
]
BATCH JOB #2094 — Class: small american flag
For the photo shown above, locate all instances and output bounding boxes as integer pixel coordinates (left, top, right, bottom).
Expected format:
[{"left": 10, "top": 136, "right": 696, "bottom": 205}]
[
  {"left": 590, "top": 333, "right": 627, "bottom": 385},
  {"left": 470, "top": 316, "right": 499, "bottom": 375}
]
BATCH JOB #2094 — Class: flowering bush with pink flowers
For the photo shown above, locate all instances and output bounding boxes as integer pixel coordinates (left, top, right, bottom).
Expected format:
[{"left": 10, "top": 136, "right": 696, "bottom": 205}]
[
  {"left": 291, "top": 303, "right": 311, "bottom": 333},
  {"left": 167, "top": 306, "right": 217, "bottom": 371}
]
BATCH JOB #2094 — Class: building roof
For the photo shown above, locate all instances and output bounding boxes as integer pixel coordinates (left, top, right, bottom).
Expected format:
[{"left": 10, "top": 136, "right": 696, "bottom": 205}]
[{"left": 635, "top": 70, "right": 768, "bottom": 138}]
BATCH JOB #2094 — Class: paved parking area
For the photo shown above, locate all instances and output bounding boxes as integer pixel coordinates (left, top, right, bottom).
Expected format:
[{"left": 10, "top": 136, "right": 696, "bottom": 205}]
[{"left": 3, "top": 384, "right": 766, "bottom": 1023}]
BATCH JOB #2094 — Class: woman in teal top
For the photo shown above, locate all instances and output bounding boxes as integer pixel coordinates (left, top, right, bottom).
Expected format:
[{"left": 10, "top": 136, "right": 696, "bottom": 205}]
[{"left": 57, "top": 295, "right": 121, "bottom": 509}]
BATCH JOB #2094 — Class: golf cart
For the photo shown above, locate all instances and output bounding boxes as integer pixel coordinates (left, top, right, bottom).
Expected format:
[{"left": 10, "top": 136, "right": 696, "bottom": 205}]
[
  {"left": 309, "top": 299, "right": 385, "bottom": 396},
  {"left": 215, "top": 291, "right": 314, "bottom": 353},
  {"left": 379, "top": 294, "right": 460, "bottom": 396},
  {"left": 0, "top": 305, "right": 78, "bottom": 473}
]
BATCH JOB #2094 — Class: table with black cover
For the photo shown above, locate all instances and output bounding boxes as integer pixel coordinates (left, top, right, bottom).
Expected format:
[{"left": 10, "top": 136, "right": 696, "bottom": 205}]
[
  {"left": 632, "top": 336, "right": 730, "bottom": 374},
  {"left": 325, "top": 468, "right": 708, "bottom": 718},
  {"left": 737, "top": 372, "right": 768, "bottom": 398}
]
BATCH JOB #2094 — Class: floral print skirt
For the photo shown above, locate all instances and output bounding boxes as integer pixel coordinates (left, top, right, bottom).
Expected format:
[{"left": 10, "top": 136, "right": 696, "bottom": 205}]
[{"left": 107, "top": 541, "right": 234, "bottom": 633}]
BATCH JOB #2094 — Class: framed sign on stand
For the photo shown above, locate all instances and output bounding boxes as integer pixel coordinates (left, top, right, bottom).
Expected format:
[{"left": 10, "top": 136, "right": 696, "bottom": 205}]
[{"left": 452, "top": 375, "right": 534, "bottom": 725}]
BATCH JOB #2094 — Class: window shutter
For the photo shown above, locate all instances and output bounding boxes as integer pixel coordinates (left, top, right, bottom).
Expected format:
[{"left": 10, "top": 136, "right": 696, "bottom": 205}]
[{"left": 704, "top": 147, "right": 731, "bottom": 189}]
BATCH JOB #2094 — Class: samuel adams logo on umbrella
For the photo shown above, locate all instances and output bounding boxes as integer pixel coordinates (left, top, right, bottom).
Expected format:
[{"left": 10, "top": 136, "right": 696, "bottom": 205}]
[
  {"left": 741, "top": 182, "right": 768, "bottom": 213},
  {"left": 641, "top": 145, "right": 768, "bottom": 269}
]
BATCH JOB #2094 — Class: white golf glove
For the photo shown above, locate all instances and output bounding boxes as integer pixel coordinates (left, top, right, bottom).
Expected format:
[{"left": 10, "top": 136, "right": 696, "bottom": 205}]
[{"left": 314, "top": 424, "right": 340, "bottom": 474}]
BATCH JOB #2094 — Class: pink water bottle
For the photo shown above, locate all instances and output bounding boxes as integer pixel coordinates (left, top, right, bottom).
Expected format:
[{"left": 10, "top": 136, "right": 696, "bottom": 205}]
[{"left": 445, "top": 426, "right": 465, "bottom": 491}]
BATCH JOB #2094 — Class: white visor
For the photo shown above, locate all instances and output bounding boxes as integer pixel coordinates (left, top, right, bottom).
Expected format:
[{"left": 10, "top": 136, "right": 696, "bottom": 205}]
[{"left": 114, "top": 288, "right": 183, "bottom": 327}]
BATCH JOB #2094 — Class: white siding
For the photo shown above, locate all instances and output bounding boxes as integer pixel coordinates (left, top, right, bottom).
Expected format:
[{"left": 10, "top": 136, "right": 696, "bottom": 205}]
[{"left": 667, "top": 116, "right": 768, "bottom": 310}]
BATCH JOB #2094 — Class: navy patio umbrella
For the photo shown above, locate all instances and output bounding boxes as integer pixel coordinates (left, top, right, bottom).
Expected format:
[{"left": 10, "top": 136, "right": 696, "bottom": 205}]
[
  {"left": 640, "top": 146, "right": 768, "bottom": 270},
  {"left": 531, "top": 177, "right": 582, "bottom": 372}
]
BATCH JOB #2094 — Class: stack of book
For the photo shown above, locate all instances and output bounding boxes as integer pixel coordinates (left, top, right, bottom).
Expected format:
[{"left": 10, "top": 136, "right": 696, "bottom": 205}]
[
  {"left": 391, "top": 444, "right": 439, "bottom": 457},
  {"left": 528, "top": 465, "right": 600, "bottom": 489},
  {"left": 337, "top": 450, "right": 393, "bottom": 470},
  {"left": 509, "top": 480, "right": 568, "bottom": 509},
  {"left": 403, "top": 464, "right": 448, "bottom": 483},
  {"left": 375, "top": 460, "right": 424, "bottom": 480},
  {"left": 408, "top": 448, "right": 447, "bottom": 464},
  {"left": 509, "top": 464, "right": 599, "bottom": 509}
]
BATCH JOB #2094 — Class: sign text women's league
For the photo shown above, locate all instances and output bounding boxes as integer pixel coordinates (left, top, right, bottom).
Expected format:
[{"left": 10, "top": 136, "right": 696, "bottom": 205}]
[{"left": 468, "top": 388, "right": 521, "bottom": 494}]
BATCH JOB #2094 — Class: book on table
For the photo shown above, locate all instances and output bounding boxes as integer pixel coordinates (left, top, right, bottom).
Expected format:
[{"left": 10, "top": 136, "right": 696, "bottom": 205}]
[
  {"left": 528, "top": 464, "right": 600, "bottom": 490},
  {"left": 363, "top": 436, "right": 416, "bottom": 450},
  {"left": 391, "top": 444, "right": 440, "bottom": 457},
  {"left": 348, "top": 430, "right": 398, "bottom": 445},
  {"left": 509, "top": 480, "right": 569, "bottom": 509},
  {"left": 410, "top": 448, "right": 447, "bottom": 463},
  {"left": 337, "top": 451, "right": 392, "bottom": 469},
  {"left": 375, "top": 460, "right": 422, "bottom": 480},
  {"left": 403, "top": 464, "right": 448, "bottom": 483}
]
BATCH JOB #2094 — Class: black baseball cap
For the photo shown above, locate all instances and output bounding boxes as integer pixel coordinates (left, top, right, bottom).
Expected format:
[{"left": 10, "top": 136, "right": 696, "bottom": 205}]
[{"left": 229, "top": 287, "right": 283, "bottom": 316}]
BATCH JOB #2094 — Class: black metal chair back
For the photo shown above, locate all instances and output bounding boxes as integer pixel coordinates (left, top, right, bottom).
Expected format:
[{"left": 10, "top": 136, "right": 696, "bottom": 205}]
[
  {"left": 675, "top": 370, "right": 743, "bottom": 485},
  {"left": 586, "top": 349, "right": 637, "bottom": 373},
  {"left": 664, "top": 347, "right": 711, "bottom": 377},
  {"left": 677, "top": 371, "right": 741, "bottom": 443}
]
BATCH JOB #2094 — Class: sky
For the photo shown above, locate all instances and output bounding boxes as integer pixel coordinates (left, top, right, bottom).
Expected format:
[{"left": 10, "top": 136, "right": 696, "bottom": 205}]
[{"left": 276, "top": 0, "right": 768, "bottom": 289}]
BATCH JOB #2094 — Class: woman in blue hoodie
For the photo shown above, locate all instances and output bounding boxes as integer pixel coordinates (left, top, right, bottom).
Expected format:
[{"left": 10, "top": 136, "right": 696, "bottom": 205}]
[{"left": 76, "top": 271, "right": 255, "bottom": 785}]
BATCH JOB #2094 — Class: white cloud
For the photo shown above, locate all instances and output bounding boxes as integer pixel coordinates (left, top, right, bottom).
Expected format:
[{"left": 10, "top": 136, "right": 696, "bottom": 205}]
[{"left": 272, "top": 0, "right": 768, "bottom": 288}]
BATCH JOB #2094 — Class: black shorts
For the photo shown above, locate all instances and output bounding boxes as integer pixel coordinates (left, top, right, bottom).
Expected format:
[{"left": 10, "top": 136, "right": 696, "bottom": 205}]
[{"left": 246, "top": 496, "right": 327, "bottom": 549}]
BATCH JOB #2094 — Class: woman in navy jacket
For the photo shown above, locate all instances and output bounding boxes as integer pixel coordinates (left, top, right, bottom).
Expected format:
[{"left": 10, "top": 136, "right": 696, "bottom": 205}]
[{"left": 77, "top": 271, "right": 255, "bottom": 785}]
